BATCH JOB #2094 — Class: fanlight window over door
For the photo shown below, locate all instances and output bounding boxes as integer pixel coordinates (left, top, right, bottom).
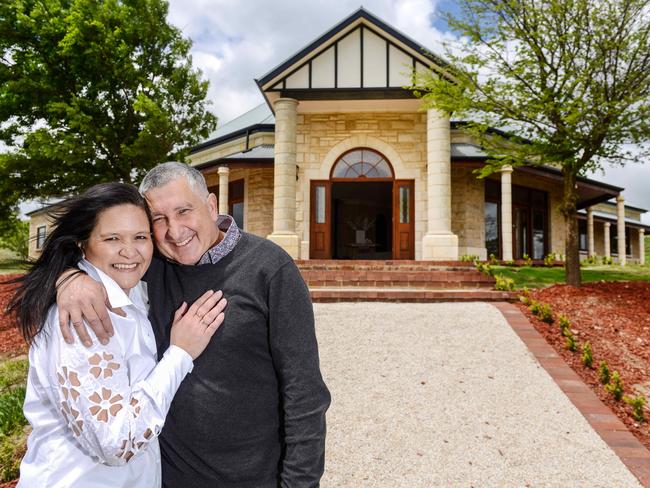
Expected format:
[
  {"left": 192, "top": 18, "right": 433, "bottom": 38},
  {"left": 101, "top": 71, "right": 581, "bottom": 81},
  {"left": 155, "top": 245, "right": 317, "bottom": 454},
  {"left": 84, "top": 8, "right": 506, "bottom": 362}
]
[{"left": 332, "top": 149, "right": 393, "bottom": 179}]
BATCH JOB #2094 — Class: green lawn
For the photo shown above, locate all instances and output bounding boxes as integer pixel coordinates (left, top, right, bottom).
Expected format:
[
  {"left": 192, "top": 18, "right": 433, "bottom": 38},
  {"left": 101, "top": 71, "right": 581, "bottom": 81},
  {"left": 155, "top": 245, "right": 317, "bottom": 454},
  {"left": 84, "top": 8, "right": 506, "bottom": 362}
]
[
  {"left": 0, "top": 249, "right": 29, "bottom": 275},
  {"left": 0, "top": 356, "right": 29, "bottom": 482},
  {"left": 494, "top": 263, "right": 650, "bottom": 289}
]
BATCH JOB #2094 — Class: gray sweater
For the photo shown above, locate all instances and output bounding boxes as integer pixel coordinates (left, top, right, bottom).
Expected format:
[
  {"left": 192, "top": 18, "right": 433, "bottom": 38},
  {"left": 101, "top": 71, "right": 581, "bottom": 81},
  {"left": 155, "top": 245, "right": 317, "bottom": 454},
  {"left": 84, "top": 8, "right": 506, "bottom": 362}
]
[{"left": 144, "top": 232, "right": 331, "bottom": 487}]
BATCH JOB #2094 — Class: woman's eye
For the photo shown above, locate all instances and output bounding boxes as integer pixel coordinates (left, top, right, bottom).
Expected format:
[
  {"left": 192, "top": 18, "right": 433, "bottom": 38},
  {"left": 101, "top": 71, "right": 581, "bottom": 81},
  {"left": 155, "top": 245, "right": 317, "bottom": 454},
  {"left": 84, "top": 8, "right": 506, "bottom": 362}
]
[
  {"left": 135, "top": 235, "right": 149, "bottom": 240},
  {"left": 105, "top": 237, "right": 118, "bottom": 241}
]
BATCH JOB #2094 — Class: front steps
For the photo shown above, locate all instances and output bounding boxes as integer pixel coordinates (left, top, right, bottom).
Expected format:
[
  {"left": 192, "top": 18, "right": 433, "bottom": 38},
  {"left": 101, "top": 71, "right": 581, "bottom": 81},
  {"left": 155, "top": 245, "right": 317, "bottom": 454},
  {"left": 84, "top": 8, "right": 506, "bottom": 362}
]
[{"left": 296, "top": 260, "right": 516, "bottom": 302}]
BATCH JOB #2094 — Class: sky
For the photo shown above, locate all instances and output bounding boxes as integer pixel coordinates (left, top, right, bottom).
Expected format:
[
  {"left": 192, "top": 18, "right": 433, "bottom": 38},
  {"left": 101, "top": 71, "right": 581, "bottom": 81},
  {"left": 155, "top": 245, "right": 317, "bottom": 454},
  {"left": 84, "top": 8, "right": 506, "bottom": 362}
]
[{"left": 165, "top": 0, "right": 650, "bottom": 224}]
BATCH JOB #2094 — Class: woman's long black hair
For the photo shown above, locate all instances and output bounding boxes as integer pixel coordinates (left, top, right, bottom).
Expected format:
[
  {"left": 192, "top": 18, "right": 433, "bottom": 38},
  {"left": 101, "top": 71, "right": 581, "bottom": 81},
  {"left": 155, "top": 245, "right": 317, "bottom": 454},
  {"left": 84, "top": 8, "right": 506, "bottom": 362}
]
[{"left": 5, "top": 182, "right": 148, "bottom": 343}]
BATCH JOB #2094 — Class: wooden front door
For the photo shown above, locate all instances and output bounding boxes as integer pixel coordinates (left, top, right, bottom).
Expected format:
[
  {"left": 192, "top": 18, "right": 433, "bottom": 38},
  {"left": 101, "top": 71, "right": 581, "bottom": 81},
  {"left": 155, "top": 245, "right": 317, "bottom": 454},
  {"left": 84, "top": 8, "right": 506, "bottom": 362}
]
[
  {"left": 310, "top": 181, "right": 332, "bottom": 259},
  {"left": 392, "top": 180, "right": 415, "bottom": 260}
]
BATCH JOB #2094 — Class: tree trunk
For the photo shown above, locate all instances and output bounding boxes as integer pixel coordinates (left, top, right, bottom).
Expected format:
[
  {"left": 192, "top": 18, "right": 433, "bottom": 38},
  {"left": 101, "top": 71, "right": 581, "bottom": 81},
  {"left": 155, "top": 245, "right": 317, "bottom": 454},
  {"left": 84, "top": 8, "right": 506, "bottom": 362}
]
[{"left": 560, "top": 170, "right": 581, "bottom": 286}]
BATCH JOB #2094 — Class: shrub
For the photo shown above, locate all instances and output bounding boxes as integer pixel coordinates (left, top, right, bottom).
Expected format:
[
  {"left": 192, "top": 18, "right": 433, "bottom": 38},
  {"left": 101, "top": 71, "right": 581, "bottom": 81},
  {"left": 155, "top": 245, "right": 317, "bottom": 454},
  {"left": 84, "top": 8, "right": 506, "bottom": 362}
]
[
  {"left": 605, "top": 372, "right": 624, "bottom": 401},
  {"left": 565, "top": 333, "right": 578, "bottom": 352},
  {"left": 522, "top": 253, "right": 533, "bottom": 266},
  {"left": 539, "top": 303, "right": 554, "bottom": 324},
  {"left": 460, "top": 254, "right": 479, "bottom": 262},
  {"left": 598, "top": 361, "right": 611, "bottom": 385},
  {"left": 488, "top": 253, "right": 498, "bottom": 265},
  {"left": 495, "top": 274, "right": 515, "bottom": 291},
  {"left": 475, "top": 261, "right": 494, "bottom": 277},
  {"left": 543, "top": 253, "right": 556, "bottom": 267},
  {"left": 558, "top": 314, "right": 571, "bottom": 330},
  {"left": 581, "top": 342, "right": 593, "bottom": 368},
  {"left": 529, "top": 300, "right": 541, "bottom": 315},
  {"left": 503, "top": 260, "right": 516, "bottom": 266},
  {"left": 623, "top": 395, "right": 646, "bottom": 423},
  {"left": 601, "top": 256, "right": 613, "bottom": 265}
]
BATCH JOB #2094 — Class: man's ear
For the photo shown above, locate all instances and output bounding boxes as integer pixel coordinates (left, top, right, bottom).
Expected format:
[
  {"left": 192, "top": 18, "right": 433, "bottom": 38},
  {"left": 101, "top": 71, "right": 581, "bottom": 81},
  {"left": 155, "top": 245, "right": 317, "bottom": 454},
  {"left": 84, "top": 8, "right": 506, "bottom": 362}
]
[{"left": 207, "top": 193, "right": 218, "bottom": 219}]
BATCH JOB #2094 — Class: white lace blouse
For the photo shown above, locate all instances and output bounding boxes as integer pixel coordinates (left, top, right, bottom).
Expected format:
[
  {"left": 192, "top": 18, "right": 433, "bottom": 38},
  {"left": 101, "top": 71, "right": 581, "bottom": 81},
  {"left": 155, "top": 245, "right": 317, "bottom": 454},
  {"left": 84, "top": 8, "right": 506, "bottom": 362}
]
[{"left": 18, "top": 260, "right": 193, "bottom": 488}]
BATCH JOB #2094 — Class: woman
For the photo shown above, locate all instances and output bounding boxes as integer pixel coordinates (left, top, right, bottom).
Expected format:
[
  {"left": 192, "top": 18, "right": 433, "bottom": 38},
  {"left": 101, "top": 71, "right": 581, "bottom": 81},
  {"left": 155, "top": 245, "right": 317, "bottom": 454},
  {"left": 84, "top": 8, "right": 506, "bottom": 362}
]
[{"left": 7, "top": 182, "right": 226, "bottom": 487}]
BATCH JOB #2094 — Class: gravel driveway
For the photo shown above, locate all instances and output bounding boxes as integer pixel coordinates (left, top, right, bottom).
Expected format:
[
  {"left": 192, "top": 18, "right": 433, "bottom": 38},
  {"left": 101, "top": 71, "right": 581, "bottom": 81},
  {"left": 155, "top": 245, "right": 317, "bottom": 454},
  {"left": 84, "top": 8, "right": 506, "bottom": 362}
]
[{"left": 315, "top": 302, "right": 641, "bottom": 488}]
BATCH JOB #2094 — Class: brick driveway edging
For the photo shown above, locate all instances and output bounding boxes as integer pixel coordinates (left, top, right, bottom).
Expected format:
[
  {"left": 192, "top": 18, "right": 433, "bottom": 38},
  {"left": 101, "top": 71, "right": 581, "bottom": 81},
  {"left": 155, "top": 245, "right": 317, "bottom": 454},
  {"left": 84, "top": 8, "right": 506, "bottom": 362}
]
[{"left": 493, "top": 302, "right": 650, "bottom": 487}]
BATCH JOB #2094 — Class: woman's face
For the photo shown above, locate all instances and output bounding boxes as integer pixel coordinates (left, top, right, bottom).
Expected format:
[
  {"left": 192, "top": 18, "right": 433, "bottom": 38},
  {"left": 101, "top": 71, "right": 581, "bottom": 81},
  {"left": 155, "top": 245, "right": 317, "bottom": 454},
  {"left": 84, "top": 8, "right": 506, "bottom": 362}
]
[{"left": 82, "top": 204, "right": 153, "bottom": 292}]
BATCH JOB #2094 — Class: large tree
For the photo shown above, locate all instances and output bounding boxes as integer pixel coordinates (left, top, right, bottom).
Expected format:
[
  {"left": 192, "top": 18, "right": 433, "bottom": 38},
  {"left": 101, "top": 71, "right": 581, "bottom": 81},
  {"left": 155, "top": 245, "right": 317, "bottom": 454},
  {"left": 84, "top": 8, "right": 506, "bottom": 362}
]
[
  {"left": 415, "top": 0, "right": 650, "bottom": 286},
  {"left": 0, "top": 0, "right": 217, "bottom": 222}
]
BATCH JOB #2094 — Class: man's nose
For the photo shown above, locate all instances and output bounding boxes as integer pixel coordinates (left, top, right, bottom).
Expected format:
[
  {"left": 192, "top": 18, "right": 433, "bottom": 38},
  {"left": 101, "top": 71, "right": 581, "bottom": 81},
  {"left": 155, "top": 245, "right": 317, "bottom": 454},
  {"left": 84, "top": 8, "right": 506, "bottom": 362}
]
[{"left": 166, "top": 218, "right": 184, "bottom": 241}]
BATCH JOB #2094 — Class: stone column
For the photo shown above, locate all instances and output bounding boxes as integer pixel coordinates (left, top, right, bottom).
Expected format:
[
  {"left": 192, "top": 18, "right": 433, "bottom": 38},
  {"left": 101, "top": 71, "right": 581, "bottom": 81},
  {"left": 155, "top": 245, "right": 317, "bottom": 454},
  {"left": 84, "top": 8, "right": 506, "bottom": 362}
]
[
  {"left": 604, "top": 222, "right": 611, "bottom": 259},
  {"left": 500, "top": 165, "right": 513, "bottom": 261},
  {"left": 617, "top": 194, "right": 626, "bottom": 266},
  {"left": 421, "top": 108, "right": 458, "bottom": 260},
  {"left": 587, "top": 207, "right": 595, "bottom": 257},
  {"left": 217, "top": 166, "right": 229, "bottom": 215},
  {"left": 639, "top": 229, "right": 645, "bottom": 265},
  {"left": 267, "top": 98, "right": 300, "bottom": 258}
]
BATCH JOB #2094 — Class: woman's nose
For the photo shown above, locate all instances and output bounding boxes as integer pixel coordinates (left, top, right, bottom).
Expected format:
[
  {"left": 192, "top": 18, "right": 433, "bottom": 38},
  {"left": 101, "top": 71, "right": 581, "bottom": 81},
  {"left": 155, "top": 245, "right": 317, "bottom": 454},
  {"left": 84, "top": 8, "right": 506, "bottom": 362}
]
[{"left": 119, "top": 245, "right": 137, "bottom": 258}]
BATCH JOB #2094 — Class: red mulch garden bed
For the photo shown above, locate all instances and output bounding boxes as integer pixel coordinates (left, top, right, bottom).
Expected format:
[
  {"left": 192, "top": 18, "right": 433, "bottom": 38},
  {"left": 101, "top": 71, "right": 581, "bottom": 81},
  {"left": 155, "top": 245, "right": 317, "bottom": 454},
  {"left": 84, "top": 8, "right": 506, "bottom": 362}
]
[
  {"left": 0, "top": 275, "right": 27, "bottom": 357},
  {"left": 517, "top": 280, "right": 650, "bottom": 451}
]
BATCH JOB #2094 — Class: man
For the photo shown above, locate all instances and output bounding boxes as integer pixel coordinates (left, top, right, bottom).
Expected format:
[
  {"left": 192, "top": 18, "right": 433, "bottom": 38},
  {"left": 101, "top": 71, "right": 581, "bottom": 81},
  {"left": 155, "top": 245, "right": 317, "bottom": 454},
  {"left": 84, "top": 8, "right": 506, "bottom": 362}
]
[{"left": 57, "top": 162, "right": 331, "bottom": 487}]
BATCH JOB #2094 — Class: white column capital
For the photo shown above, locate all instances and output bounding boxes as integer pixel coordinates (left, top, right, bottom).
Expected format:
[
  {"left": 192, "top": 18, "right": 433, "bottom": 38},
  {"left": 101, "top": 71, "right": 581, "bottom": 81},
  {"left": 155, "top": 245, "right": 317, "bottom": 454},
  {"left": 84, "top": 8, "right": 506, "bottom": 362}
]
[
  {"left": 616, "top": 194, "right": 625, "bottom": 204},
  {"left": 273, "top": 97, "right": 299, "bottom": 110},
  {"left": 500, "top": 165, "right": 513, "bottom": 174},
  {"left": 604, "top": 221, "right": 611, "bottom": 229},
  {"left": 640, "top": 229, "right": 645, "bottom": 236},
  {"left": 217, "top": 166, "right": 230, "bottom": 176}
]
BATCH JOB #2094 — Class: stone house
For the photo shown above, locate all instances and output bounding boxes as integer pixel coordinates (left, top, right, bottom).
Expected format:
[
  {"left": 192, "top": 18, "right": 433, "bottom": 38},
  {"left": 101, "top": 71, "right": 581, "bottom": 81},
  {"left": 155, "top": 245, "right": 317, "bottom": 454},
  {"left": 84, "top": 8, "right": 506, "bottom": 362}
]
[
  {"left": 27, "top": 8, "right": 649, "bottom": 264},
  {"left": 186, "top": 8, "right": 648, "bottom": 264}
]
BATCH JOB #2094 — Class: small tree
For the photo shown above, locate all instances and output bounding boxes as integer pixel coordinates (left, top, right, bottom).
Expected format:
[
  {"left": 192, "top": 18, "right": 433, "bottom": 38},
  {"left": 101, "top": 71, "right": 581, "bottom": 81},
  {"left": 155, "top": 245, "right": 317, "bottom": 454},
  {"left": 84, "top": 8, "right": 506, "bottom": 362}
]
[{"left": 415, "top": 0, "right": 650, "bottom": 286}]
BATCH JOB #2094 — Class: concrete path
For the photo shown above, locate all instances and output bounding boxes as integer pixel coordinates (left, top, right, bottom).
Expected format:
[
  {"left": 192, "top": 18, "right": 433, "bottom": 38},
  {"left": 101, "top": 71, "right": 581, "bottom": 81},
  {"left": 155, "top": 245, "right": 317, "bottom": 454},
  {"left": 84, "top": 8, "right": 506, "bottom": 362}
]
[{"left": 315, "top": 302, "right": 642, "bottom": 488}]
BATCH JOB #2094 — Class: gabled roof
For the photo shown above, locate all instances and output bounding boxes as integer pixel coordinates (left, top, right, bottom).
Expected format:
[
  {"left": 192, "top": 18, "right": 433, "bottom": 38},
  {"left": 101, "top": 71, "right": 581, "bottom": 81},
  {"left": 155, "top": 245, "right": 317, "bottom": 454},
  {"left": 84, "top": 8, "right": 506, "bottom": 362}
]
[{"left": 256, "top": 7, "right": 453, "bottom": 95}]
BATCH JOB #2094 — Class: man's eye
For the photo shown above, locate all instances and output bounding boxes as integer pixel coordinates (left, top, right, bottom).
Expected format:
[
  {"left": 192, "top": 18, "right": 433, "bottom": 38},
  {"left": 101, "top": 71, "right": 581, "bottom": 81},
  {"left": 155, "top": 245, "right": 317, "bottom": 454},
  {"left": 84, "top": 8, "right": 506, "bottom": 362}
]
[{"left": 179, "top": 208, "right": 190, "bottom": 215}]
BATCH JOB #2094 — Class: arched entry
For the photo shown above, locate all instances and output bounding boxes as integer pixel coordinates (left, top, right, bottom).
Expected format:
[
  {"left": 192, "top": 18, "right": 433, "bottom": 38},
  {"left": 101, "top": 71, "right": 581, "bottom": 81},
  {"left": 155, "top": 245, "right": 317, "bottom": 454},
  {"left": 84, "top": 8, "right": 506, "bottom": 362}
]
[{"left": 310, "top": 148, "right": 415, "bottom": 260}]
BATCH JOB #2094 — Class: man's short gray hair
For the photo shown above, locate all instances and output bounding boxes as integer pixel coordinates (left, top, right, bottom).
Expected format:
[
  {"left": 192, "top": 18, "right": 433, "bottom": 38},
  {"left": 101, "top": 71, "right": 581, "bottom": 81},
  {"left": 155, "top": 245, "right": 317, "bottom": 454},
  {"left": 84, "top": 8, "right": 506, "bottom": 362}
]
[{"left": 139, "top": 161, "right": 209, "bottom": 197}]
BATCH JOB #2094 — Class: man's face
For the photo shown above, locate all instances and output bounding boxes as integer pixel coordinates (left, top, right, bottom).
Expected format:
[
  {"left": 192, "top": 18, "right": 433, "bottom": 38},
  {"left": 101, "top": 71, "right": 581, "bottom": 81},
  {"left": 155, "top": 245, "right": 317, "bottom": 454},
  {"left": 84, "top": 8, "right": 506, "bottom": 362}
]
[{"left": 144, "top": 177, "right": 219, "bottom": 265}]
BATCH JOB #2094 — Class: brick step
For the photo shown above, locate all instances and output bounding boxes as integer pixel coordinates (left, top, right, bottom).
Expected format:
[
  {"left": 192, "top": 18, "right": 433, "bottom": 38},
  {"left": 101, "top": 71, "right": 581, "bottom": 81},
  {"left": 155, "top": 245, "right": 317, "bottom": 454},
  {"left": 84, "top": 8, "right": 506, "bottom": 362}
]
[
  {"left": 296, "top": 259, "right": 475, "bottom": 272},
  {"left": 306, "top": 281, "right": 494, "bottom": 289},
  {"left": 300, "top": 269, "right": 493, "bottom": 283},
  {"left": 310, "top": 287, "right": 516, "bottom": 302}
]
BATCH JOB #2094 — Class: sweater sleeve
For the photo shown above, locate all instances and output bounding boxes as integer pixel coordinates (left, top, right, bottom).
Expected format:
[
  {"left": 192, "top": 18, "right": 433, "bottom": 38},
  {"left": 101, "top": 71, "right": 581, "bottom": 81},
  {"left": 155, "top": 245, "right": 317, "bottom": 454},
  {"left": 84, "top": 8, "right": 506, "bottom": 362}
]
[{"left": 267, "top": 261, "right": 331, "bottom": 488}]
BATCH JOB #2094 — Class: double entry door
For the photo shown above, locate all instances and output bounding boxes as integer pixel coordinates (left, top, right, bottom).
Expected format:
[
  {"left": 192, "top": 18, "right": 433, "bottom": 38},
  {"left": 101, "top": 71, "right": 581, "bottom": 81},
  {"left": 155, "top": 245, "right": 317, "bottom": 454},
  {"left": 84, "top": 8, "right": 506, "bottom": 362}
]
[{"left": 309, "top": 180, "right": 414, "bottom": 260}]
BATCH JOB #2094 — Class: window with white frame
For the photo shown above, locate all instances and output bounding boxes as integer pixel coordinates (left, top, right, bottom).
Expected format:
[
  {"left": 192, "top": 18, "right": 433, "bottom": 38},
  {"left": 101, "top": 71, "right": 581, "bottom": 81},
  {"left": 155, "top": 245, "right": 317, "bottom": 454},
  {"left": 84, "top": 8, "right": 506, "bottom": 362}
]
[{"left": 36, "top": 226, "right": 46, "bottom": 249}]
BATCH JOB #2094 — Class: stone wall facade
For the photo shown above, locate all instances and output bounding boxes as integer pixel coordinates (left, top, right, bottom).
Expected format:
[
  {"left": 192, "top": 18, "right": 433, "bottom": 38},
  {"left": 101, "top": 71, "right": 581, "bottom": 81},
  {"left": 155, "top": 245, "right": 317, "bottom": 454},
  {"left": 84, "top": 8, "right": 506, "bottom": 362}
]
[
  {"left": 451, "top": 166, "right": 485, "bottom": 258},
  {"left": 296, "top": 111, "right": 429, "bottom": 259}
]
